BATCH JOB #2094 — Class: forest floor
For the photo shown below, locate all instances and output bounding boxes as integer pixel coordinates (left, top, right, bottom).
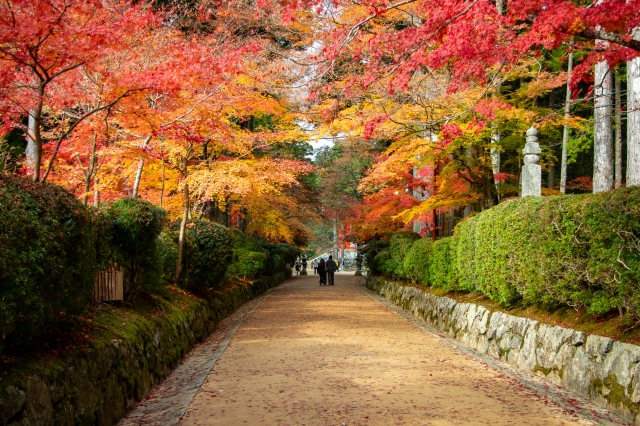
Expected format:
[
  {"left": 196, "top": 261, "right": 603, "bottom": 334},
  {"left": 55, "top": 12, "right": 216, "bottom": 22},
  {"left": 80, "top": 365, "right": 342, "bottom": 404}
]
[{"left": 121, "top": 272, "right": 626, "bottom": 426}]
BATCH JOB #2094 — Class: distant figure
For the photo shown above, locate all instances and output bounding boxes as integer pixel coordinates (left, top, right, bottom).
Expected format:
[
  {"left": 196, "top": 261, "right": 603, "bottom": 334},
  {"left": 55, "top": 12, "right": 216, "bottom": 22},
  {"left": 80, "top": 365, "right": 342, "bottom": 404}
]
[
  {"left": 326, "top": 255, "right": 337, "bottom": 285},
  {"left": 313, "top": 259, "right": 318, "bottom": 275},
  {"left": 318, "top": 259, "right": 327, "bottom": 285},
  {"left": 294, "top": 259, "right": 301, "bottom": 275}
]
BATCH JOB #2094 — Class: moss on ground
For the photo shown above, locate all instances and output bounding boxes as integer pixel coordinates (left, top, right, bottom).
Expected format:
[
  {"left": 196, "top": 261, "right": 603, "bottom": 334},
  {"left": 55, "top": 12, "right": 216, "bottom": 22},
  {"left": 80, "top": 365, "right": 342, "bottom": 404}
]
[{"left": 0, "top": 282, "right": 244, "bottom": 386}]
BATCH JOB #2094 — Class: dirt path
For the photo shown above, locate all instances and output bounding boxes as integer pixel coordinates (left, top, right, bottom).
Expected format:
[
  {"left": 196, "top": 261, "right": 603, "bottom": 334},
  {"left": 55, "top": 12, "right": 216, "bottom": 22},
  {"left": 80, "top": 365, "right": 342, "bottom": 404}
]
[{"left": 172, "top": 273, "right": 615, "bottom": 426}]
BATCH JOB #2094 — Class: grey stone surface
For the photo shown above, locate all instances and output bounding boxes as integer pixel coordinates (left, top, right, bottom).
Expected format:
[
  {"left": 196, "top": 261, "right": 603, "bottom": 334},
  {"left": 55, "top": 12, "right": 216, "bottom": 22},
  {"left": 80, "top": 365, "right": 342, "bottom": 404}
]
[
  {"left": 0, "top": 386, "right": 26, "bottom": 425},
  {"left": 522, "top": 126, "right": 542, "bottom": 197},
  {"left": 365, "top": 275, "right": 640, "bottom": 424}
]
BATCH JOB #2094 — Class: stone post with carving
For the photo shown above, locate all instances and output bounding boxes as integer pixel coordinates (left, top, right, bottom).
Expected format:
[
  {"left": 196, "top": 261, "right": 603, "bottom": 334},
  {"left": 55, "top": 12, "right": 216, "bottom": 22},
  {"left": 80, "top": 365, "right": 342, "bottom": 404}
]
[{"left": 521, "top": 126, "right": 542, "bottom": 197}]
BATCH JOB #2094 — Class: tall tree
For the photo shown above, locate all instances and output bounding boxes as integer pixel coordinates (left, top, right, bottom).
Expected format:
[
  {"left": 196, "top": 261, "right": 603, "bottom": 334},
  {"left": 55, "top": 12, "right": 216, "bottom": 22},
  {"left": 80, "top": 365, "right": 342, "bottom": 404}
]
[
  {"left": 629, "top": 32, "right": 640, "bottom": 186},
  {"left": 560, "top": 40, "right": 575, "bottom": 194},
  {"left": 593, "top": 57, "right": 614, "bottom": 193}
]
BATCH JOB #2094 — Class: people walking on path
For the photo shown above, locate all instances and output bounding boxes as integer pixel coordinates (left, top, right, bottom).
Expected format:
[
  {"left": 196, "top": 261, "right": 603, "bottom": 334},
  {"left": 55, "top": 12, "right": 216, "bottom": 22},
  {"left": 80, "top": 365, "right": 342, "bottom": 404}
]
[
  {"left": 317, "top": 259, "right": 327, "bottom": 285},
  {"left": 294, "top": 259, "right": 301, "bottom": 275},
  {"left": 326, "top": 255, "right": 337, "bottom": 285},
  {"left": 313, "top": 259, "right": 318, "bottom": 274}
]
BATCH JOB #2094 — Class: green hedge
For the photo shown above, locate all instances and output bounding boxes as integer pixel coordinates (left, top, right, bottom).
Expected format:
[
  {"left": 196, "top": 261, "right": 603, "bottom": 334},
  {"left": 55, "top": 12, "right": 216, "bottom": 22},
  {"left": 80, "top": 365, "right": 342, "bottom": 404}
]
[
  {"left": 172, "top": 220, "right": 232, "bottom": 289},
  {"left": 404, "top": 238, "right": 432, "bottom": 284},
  {"left": 258, "top": 241, "right": 300, "bottom": 275},
  {"left": 374, "top": 187, "right": 640, "bottom": 320},
  {"left": 429, "top": 235, "right": 459, "bottom": 291},
  {"left": 0, "top": 175, "right": 96, "bottom": 350},
  {"left": 389, "top": 232, "right": 421, "bottom": 278},
  {"left": 361, "top": 239, "right": 390, "bottom": 274},
  {"left": 225, "top": 229, "right": 268, "bottom": 280},
  {"left": 97, "top": 198, "right": 167, "bottom": 293}
]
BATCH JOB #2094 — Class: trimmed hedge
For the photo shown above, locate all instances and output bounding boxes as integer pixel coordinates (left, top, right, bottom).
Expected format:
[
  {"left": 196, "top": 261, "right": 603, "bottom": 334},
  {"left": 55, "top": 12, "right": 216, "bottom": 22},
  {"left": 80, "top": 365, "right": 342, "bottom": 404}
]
[
  {"left": 171, "top": 220, "right": 233, "bottom": 289},
  {"left": 0, "top": 175, "right": 96, "bottom": 350},
  {"left": 361, "top": 239, "right": 390, "bottom": 274},
  {"left": 373, "top": 187, "right": 640, "bottom": 320},
  {"left": 389, "top": 232, "right": 421, "bottom": 278},
  {"left": 258, "top": 241, "right": 300, "bottom": 275},
  {"left": 97, "top": 197, "right": 166, "bottom": 293},
  {"left": 404, "top": 238, "right": 433, "bottom": 284},
  {"left": 225, "top": 229, "right": 268, "bottom": 280}
]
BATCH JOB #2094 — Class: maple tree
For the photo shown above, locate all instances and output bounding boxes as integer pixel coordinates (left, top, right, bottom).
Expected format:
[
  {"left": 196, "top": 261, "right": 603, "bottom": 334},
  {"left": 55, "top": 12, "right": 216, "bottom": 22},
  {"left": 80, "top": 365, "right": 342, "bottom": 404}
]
[{"left": 0, "top": 0, "right": 161, "bottom": 182}]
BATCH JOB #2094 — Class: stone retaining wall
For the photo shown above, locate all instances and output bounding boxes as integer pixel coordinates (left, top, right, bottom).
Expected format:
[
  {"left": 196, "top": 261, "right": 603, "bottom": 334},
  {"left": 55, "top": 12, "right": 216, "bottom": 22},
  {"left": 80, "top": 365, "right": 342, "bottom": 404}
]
[
  {"left": 0, "top": 273, "right": 288, "bottom": 426},
  {"left": 366, "top": 275, "right": 640, "bottom": 424}
]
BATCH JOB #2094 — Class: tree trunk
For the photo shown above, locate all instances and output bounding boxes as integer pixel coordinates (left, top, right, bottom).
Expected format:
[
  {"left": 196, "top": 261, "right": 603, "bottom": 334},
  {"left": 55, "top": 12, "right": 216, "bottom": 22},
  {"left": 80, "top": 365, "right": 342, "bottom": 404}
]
[
  {"left": 93, "top": 177, "right": 100, "bottom": 208},
  {"left": 160, "top": 138, "right": 165, "bottom": 208},
  {"left": 340, "top": 222, "right": 345, "bottom": 264},
  {"left": 83, "top": 137, "right": 97, "bottom": 205},
  {"left": 615, "top": 68, "right": 624, "bottom": 188},
  {"left": 333, "top": 217, "right": 339, "bottom": 259},
  {"left": 132, "top": 159, "right": 144, "bottom": 198},
  {"left": 32, "top": 87, "right": 45, "bottom": 182},
  {"left": 548, "top": 163, "right": 555, "bottom": 189},
  {"left": 83, "top": 174, "right": 91, "bottom": 206},
  {"left": 172, "top": 180, "right": 190, "bottom": 284},
  {"left": 26, "top": 111, "right": 37, "bottom": 172},
  {"left": 593, "top": 59, "right": 614, "bottom": 193},
  {"left": 491, "top": 124, "right": 501, "bottom": 198},
  {"left": 628, "top": 50, "right": 640, "bottom": 186},
  {"left": 560, "top": 41, "right": 574, "bottom": 194},
  {"left": 132, "top": 135, "right": 153, "bottom": 197}
]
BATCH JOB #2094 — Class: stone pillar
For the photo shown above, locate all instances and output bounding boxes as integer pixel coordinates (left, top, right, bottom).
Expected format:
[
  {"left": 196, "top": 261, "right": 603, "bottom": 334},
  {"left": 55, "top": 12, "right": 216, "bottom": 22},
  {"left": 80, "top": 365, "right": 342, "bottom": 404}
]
[
  {"left": 355, "top": 252, "right": 363, "bottom": 277},
  {"left": 521, "top": 126, "right": 542, "bottom": 197},
  {"left": 300, "top": 254, "right": 308, "bottom": 276}
]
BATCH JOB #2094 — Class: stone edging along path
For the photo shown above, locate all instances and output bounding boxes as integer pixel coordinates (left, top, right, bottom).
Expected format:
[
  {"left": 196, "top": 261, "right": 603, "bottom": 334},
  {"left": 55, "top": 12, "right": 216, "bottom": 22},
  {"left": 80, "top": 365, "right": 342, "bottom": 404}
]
[
  {"left": 365, "top": 275, "right": 640, "bottom": 425},
  {"left": 119, "top": 282, "right": 280, "bottom": 426}
]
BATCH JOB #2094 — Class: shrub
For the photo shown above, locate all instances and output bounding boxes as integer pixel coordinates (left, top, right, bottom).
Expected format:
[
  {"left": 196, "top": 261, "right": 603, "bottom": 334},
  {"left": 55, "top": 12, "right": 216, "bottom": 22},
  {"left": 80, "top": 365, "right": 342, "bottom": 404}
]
[
  {"left": 362, "top": 239, "right": 390, "bottom": 274},
  {"left": 157, "top": 229, "right": 179, "bottom": 286},
  {"left": 97, "top": 198, "right": 166, "bottom": 293},
  {"left": 429, "top": 235, "right": 459, "bottom": 291},
  {"left": 373, "top": 249, "right": 393, "bottom": 275},
  {"left": 392, "top": 187, "right": 640, "bottom": 320},
  {"left": 225, "top": 229, "right": 268, "bottom": 280},
  {"left": 403, "top": 238, "right": 433, "bottom": 284},
  {"left": 0, "top": 175, "right": 96, "bottom": 351},
  {"left": 176, "top": 220, "right": 232, "bottom": 289},
  {"left": 454, "top": 216, "right": 480, "bottom": 292},
  {"left": 258, "top": 241, "right": 300, "bottom": 275},
  {"left": 389, "top": 232, "right": 421, "bottom": 279}
]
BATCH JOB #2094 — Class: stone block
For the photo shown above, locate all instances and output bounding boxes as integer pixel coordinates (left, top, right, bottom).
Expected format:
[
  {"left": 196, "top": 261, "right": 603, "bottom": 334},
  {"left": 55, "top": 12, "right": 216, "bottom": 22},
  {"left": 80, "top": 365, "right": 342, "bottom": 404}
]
[
  {"left": 522, "top": 164, "right": 541, "bottom": 197},
  {"left": 0, "top": 386, "right": 27, "bottom": 425},
  {"left": 586, "top": 335, "right": 615, "bottom": 363},
  {"left": 24, "top": 377, "right": 53, "bottom": 426},
  {"left": 562, "top": 346, "right": 593, "bottom": 398}
]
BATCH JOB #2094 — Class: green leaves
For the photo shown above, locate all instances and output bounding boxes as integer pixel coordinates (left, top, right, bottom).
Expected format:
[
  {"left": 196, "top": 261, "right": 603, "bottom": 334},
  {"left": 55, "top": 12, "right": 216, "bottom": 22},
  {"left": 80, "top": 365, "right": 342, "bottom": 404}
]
[
  {"left": 383, "top": 187, "right": 640, "bottom": 320},
  {"left": 0, "top": 175, "right": 96, "bottom": 353}
]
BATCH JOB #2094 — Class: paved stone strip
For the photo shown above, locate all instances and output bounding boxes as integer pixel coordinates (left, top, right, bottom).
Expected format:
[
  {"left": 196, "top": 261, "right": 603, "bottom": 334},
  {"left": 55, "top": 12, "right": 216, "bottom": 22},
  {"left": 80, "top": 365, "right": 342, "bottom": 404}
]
[
  {"left": 118, "top": 285, "right": 281, "bottom": 426},
  {"left": 357, "top": 279, "right": 628, "bottom": 426}
]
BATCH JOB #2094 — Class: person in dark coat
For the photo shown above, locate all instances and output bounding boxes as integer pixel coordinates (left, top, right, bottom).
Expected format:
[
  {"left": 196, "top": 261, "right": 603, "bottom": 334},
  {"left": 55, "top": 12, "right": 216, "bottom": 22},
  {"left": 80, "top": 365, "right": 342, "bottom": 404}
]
[
  {"left": 318, "top": 259, "right": 327, "bottom": 285},
  {"left": 326, "top": 255, "right": 337, "bottom": 285}
]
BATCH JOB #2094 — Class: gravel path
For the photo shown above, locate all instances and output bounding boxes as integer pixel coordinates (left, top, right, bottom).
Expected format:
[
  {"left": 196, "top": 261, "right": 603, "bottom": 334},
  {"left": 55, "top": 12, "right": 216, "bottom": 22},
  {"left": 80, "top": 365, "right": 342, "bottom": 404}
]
[{"left": 121, "top": 272, "right": 625, "bottom": 426}]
